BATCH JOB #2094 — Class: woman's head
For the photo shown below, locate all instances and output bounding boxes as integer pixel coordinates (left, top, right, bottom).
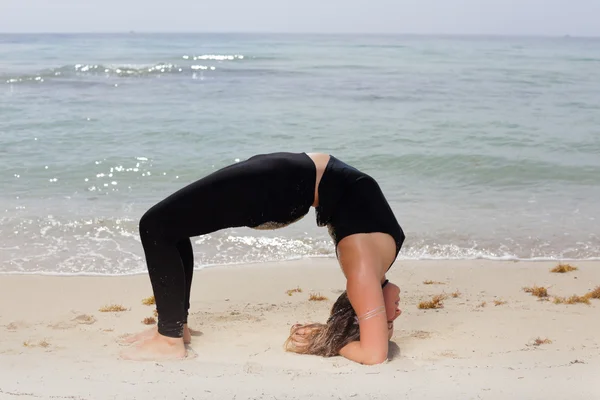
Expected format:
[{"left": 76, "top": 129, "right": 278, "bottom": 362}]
[{"left": 284, "top": 281, "right": 401, "bottom": 357}]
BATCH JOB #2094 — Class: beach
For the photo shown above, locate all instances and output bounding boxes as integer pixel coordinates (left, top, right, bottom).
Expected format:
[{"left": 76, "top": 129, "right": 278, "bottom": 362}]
[
  {"left": 1, "top": 259, "right": 599, "bottom": 399},
  {"left": 2, "top": 33, "right": 600, "bottom": 399}
]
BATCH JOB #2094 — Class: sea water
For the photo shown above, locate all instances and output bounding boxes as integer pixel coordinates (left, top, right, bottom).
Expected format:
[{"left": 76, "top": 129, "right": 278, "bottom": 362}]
[{"left": 1, "top": 33, "right": 599, "bottom": 275}]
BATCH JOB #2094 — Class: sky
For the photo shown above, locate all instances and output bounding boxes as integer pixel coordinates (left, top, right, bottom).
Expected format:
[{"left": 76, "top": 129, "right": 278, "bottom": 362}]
[{"left": 1, "top": 0, "right": 599, "bottom": 36}]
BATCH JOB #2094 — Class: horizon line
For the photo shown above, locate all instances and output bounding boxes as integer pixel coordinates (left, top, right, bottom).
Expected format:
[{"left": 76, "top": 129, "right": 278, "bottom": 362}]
[{"left": 0, "top": 31, "right": 595, "bottom": 38}]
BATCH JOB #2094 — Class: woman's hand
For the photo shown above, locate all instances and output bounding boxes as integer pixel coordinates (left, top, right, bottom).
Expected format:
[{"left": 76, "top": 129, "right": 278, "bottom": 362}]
[
  {"left": 385, "top": 283, "right": 402, "bottom": 339},
  {"left": 387, "top": 307, "right": 401, "bottom": 340}
]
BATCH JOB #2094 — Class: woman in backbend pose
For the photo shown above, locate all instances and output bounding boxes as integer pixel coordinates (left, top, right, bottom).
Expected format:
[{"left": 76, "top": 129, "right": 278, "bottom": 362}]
[{"left": 122, "top": 152, "right": 405, "bottom": 365}]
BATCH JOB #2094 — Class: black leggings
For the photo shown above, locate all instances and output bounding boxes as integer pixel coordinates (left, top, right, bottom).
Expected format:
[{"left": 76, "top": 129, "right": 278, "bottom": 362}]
[
  {"left": 139, "top": 211, "right": 199, "bottom": 337},
  {"left": 138, "top": 174, "right": 253, "bottom": 338},
  {"left": 138, "top": 153, "right": 315, "bottom": 338}
]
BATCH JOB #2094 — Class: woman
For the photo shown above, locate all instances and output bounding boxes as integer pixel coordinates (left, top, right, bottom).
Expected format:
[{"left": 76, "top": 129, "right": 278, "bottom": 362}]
[{"left": 121, "top": 152, "right": 405, "bottom": 364}]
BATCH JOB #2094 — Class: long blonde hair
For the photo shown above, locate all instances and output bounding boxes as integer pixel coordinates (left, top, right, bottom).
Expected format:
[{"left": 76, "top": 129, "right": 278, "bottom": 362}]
[{"left": 284, "top": 291, "right": 360, "bottom": 357}]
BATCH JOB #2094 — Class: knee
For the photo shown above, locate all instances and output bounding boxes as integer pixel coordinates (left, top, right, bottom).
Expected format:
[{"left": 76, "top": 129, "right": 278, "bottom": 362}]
[{"left": 139, "top": 205, "right": 164, "bottom": 240}]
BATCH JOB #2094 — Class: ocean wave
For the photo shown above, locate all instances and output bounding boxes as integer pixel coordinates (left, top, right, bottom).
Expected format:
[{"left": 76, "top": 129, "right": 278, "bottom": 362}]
[
  {"left": 3, "top": 63, "right": 215, "bottom": 84},
  {"left": 1, "top": 53, "right": 306, "bottom": 85},
  {"left": 2, "top": 54, "right": 246, "bottom": 84},
  {"left": 1, "top": 214, "right": 600, "bottom": 276},
  {"left": 181, "top": 54, "right": 245, "bottom": 61}
]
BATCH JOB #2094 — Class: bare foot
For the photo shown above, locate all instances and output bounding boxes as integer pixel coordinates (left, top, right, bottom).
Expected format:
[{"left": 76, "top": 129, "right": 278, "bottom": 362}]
[
  {"left": 120, "top": 331, "right": 186, "bottom": 361},
  {"left": 122, "top": 324, "right": 193, "bottom": 344},
  {"left": 121, "top": 326, "right": 157, "bottom": 344}
]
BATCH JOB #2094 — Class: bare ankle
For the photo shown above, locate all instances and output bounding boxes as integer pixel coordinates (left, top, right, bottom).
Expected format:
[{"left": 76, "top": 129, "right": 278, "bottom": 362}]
[{"left": 156, "top": 332, "right": 184, "bottom": 343}]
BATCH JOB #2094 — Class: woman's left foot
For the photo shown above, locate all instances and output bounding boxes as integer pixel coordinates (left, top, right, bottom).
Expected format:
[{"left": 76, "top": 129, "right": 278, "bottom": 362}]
[
  {"left": 121, "top": 324, "right": 193, "bottom": 344},
  {"left": 120, "top": 331, "right": 187, "bottom": 361}
]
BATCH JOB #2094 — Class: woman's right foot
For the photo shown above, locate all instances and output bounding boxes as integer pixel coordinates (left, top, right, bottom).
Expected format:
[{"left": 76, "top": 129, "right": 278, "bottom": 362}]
[
  {"left": 121, "top": 324, "right": 193, "bottom": 344},
  {"left": 120, "top": 331, "right": 187, "bottom": 361}
]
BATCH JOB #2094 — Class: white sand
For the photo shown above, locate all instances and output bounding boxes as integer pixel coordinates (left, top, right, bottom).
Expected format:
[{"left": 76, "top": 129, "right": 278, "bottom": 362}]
[{"left": 1, "top": 259, "right": 599, "bottom": 399}]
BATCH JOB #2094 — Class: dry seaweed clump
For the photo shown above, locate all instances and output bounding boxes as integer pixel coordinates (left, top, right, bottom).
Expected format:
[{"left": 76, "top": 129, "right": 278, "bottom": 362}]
[
  {"left": 553, "top": 295, "right": 591, "bottom": 305},
  {"left": 23, "top": 340, "right": 50, "bottom": 348},
  {"left": 418, "top": 294, "right": 446, "bottom": 310},
  {"left": 584, "top": 286, "right": 600, "bottom": 300},
  {"left": 451, "top": 291, "right": 462, "bottom": 298},
  {"left": 286, "top": 287, "right": 303, "bottom": 296},
  {"left": 309, "top": 293, "right": 328, "bottom": 301},
  {"left": 532, "top": 337, "right": 552, "bottom": 346},
  {"left": 99, "top": 304, "right": 128, "bottom": 312},
  {"left": 550, "top": 263, "right": 578, "bottom": 273},
  {"left": 142, "top": 296, "right": 156, "bottom": 305},
  {"left": 493, "top": 299, "right": 507, "bottom": 306},
  {"left": 142, "top": 317, "right": 157, "bottom": 325},
  {"left": 423, "top": 280, "right": 446, "bottom": 285},
  {"left": 523, "top": 286, "right": 549, "bottom": 298}
]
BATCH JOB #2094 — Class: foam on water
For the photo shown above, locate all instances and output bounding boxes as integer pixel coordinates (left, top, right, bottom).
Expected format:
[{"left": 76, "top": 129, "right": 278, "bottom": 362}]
[{"left": 2, "top": 211, "right": 600, "bottom": 276}]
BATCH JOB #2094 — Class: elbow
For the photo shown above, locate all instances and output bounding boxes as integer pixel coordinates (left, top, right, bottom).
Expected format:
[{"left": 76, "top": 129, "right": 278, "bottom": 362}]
[{"left": 362, "top": 350, "right": 388, "bottom": 366}]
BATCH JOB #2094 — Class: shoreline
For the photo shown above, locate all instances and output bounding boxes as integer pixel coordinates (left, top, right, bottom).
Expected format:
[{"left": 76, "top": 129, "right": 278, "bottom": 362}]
[
  {"left": 1, "top": 259, "right": 599, "bottom": 399},
  {"left": 3, "top": 255, "right": 600, "bottom": 277}
]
